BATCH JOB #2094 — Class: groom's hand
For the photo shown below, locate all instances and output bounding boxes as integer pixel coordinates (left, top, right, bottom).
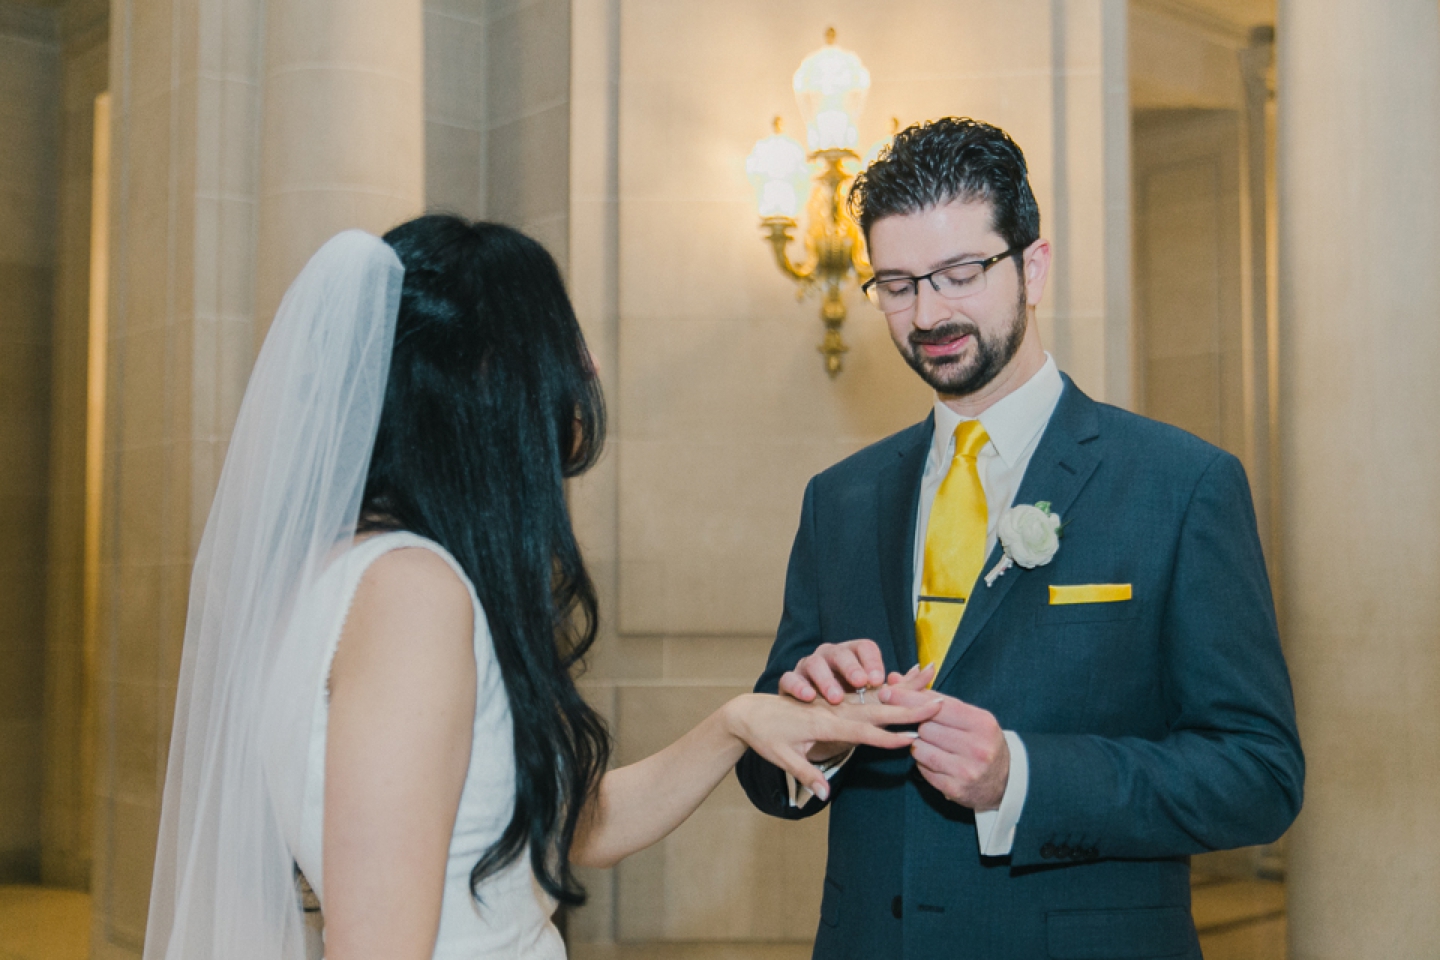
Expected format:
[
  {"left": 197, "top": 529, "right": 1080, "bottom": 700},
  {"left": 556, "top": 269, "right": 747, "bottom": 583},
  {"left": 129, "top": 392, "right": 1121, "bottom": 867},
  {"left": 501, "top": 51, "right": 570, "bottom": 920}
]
[
  {"left": 879, "top": 686, "right": 1010, "bottom": 811},
  {"left": 778, "top": 639, "right": 887, "bottom": 705},
  {"left": 780, "top": 647, "right": 933, "bottom": 764}
]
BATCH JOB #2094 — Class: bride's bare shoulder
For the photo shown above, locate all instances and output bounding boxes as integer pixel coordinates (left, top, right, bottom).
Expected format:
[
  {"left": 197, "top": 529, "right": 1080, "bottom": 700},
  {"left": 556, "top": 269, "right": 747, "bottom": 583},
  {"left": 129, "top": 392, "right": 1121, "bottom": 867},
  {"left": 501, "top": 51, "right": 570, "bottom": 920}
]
[
  {"left": 360, "top": 544, "right": 469, "bottom": 604},
  {"left": 331, "top": 545, "right": 475, "bottom": 688}
]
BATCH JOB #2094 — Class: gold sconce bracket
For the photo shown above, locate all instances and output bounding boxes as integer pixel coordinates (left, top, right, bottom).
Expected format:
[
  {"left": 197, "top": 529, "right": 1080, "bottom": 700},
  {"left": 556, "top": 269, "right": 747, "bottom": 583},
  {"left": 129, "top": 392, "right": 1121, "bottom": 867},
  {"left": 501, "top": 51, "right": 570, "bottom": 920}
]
[
  {"left": 761, "top": 217, "right": 814, "bottom": 285},
  {"left": 747, "top": 30, "right": 879, "bottom": 378},
  {"left": 757, "top": 150, "right": 872, "bottom": 377}
]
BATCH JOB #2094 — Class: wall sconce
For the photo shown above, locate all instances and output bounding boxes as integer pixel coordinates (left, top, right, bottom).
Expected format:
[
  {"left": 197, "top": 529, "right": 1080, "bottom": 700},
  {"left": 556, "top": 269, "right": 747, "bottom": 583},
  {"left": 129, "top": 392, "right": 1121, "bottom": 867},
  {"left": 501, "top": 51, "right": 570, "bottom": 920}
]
[{"left": 747, "top": 28, "right": 880, "bottom": 377}]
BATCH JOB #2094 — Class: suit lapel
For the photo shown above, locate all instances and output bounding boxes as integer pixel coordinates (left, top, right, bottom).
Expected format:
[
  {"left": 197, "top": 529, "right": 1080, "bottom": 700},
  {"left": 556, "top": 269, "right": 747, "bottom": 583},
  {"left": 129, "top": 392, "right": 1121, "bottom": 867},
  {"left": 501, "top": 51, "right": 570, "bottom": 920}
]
[
  {"left": 875, "top": 416, "right": 932, "bottom": 675},
  {"left": 933, "top": 377, "right": 1103, "bottom": 691}
]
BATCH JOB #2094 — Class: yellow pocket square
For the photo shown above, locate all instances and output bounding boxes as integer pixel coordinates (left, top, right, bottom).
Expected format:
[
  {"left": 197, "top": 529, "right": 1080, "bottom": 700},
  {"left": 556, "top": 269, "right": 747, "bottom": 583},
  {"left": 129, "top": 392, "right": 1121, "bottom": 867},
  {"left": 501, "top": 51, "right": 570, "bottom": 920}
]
[{"left": 1049, "top": 584, "right": 1132, "bottom": 605}]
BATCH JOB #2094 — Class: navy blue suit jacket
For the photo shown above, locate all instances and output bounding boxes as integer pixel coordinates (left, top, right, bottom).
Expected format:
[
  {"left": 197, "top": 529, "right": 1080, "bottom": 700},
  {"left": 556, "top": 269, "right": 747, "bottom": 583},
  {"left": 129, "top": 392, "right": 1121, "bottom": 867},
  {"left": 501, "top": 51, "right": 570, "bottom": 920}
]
[{"left": 736, "top": 377, "right": 1303, "bottom": 960}]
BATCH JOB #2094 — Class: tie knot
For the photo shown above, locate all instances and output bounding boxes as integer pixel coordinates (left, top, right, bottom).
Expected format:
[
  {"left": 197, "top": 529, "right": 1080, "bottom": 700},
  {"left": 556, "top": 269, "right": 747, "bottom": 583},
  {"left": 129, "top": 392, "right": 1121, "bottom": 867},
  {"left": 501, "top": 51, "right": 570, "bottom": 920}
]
[{"left": 953, "top": 420, "right": 989, "bottom": 460}]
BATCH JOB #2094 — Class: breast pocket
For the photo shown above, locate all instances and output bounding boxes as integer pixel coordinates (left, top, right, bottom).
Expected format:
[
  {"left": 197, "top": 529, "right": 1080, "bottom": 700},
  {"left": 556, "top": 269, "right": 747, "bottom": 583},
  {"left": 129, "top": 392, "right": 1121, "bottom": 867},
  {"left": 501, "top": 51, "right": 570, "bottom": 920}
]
[
  {"left": 1035, "top": 590, "right": 1139, "bottom": 625},
  {"left": 1028, "top": 585, "right": 1150, "bottom": 727}
]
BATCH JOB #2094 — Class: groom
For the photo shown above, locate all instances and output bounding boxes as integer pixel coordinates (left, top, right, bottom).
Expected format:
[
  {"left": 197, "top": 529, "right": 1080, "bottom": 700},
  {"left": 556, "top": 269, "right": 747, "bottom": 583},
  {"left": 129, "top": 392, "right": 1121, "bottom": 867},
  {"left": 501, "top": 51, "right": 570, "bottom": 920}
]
[{"left": 736, "top": 118, "right": 1303, "bottom": 959}]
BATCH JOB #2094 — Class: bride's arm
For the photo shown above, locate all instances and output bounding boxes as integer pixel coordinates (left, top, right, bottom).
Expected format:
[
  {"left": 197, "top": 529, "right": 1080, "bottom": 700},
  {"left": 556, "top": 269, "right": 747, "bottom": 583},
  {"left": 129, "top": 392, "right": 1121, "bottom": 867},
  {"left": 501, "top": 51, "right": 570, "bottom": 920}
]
[
  {"left": 569, "top": 693, "right": 936, "bottom": 869},
  {"left": 323, "top": 548, "right": 478, "bottom": 960}
]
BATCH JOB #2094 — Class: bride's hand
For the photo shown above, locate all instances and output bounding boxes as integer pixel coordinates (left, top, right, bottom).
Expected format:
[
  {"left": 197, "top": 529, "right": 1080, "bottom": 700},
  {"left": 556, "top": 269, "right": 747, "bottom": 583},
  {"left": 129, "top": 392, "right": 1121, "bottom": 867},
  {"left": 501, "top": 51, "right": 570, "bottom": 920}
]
[
  {"left": 722, "top": 692, "right": 941, "bottom": 801},
  {"left": 804, "top": 663, "right": 936, "bottom": 764}
]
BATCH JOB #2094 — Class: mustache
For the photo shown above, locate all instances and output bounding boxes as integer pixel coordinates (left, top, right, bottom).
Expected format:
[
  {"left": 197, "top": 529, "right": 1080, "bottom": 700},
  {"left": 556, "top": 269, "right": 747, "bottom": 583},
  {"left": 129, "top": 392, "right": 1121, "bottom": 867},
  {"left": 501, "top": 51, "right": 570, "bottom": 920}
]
[{"left": 909, "top": 321, "right": 980, "bottom": 348}]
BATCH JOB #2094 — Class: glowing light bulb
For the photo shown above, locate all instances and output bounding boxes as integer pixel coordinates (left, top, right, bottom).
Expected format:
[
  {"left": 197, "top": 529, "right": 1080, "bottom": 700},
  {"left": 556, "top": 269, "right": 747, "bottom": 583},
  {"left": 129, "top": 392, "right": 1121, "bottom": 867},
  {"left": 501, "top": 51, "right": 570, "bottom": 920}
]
[
  {"left": 791, "top": 28, "right": 871, "bottom": 152},
  {"left": 746, "top": 119, "right": 811, "bottom": 219}
]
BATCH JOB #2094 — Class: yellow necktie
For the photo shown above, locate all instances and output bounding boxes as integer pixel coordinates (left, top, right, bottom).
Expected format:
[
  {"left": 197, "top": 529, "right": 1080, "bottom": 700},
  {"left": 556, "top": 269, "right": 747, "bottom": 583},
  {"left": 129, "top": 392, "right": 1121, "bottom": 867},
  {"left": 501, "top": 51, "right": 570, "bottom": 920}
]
[{"left": 916, "top": 420, "right": 990, "bottom": 674}]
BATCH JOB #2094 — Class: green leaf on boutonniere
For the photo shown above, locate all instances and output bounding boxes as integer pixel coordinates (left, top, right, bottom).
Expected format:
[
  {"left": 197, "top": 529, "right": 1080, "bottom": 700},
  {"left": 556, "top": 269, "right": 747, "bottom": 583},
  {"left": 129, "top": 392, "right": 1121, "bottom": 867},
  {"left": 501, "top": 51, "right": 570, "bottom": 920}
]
[{"left": 1035, "top": 501, "right": 1051, "bottom": 513}]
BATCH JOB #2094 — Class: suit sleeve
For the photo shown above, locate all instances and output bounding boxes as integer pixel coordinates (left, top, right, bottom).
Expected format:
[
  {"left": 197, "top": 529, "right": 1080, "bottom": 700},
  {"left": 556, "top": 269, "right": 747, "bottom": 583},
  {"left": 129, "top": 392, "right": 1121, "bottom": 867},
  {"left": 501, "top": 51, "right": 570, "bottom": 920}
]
[
  {"left": 1010, "top": 452, "right": 1305, "bottom": 865},
  {"left": 736, "top": 478, "right": 831, "bottom": 820}
]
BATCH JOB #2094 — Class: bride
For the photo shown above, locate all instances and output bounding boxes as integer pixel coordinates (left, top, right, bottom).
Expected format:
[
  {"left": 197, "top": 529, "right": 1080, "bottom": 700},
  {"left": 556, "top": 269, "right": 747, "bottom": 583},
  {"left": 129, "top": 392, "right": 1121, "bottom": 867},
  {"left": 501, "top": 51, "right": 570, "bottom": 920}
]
[{"left": 143, "top": 217, "right": 934, "bottom": 960}]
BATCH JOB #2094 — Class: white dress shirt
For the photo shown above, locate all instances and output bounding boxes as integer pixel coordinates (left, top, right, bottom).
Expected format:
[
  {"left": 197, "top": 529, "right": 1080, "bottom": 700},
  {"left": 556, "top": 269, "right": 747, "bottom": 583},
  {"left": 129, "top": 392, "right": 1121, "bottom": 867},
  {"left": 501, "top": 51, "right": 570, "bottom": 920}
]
[{"left": 790, "top": 355, "right": 1064, "bottom": 857}]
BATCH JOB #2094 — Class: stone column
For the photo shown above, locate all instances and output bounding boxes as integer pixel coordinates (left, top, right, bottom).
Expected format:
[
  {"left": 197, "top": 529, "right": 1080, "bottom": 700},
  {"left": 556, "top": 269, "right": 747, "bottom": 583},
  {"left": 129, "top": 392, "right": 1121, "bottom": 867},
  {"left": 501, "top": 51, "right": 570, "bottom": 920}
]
[
  {"left": 253, "top": 0, "right": 425, "bottom": 339},
  {"left": 1278, "top": 2, "right": 1440, "bottom": 957},
  {"left": 94, "top": 0, "right": 270, "bottom": 949},
  {"left": 95, "top": 0, "right": 426, "bottom": 947}
]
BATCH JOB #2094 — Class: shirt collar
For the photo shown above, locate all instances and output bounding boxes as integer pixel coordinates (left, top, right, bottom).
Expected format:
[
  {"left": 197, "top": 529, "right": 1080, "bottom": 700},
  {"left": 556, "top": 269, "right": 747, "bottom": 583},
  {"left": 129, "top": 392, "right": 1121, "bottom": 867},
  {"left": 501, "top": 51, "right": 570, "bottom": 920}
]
[{"left": 930, "top": 354, "right": 1064, "bottom": 468}]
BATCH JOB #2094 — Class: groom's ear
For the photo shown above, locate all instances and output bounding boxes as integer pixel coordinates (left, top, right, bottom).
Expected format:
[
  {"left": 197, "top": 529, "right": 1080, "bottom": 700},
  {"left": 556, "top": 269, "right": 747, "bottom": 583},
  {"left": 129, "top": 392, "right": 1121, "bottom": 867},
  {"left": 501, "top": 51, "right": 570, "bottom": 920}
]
[{"left": 1021, "top": 239, "right": 1051, "bottom": 308}]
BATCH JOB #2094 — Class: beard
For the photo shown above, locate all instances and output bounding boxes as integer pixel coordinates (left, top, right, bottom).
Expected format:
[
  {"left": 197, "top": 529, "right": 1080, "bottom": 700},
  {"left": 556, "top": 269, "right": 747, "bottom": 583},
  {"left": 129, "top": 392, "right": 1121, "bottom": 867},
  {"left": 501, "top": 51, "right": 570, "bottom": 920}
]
[{"left": 896, "top": 281, "right": 1028, "bottom": 397}]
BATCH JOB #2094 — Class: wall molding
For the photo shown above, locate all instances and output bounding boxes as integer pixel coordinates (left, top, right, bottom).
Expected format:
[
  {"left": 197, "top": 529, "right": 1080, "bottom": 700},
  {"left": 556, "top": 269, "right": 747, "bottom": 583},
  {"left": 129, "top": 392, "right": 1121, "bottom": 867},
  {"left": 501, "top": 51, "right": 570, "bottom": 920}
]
[{"left": 1132, "top": 0, "right": 1254, "bottom": 48}]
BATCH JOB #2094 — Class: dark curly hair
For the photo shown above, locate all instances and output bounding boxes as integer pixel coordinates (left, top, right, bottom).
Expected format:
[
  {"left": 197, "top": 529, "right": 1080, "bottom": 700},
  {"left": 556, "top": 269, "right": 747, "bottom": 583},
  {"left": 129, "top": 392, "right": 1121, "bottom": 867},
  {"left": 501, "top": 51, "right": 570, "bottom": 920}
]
[{"left": 849, "top": 117, "right": 1041, "bottom": 254}]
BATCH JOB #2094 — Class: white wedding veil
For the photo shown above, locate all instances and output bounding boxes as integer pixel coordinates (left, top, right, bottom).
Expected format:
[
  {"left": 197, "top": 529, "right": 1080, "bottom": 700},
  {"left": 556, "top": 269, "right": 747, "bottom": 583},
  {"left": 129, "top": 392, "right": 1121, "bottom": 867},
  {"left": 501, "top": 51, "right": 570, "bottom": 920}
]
[{"left": 144, "top": 230, "right": 404, "bottom": 960}]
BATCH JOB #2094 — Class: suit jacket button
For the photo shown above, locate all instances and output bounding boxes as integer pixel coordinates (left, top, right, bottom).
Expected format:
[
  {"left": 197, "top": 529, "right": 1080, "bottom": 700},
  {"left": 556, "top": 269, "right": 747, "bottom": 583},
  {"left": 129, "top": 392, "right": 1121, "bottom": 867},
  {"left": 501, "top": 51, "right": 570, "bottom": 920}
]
[
  {"left": 1040, "top": 843, "right": 1056, "bottom": 859},
  {"left": 1056, "top": 844, "right": 1072, "bottom": 859},
  {"left": 891, "top": 895, "right": 903, "bottom": 919}
]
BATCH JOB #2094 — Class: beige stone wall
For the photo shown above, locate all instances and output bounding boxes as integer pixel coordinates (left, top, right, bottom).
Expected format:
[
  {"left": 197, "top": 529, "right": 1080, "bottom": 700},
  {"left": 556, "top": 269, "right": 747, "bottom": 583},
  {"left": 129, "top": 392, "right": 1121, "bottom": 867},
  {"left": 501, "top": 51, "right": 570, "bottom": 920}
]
[
  {"left": 1279, "top": 1, "right": 1440, "bottom": 956},
  {"left": 1133, "top": 109, "right": 1245, "bottom": 457},
  {"left": 425, "top": 0, "right": 488, "bottom": 219},
  {"left": 1130, "top": 0, "right": 1247, "bottom": 111},
  {"left": 485, "top": 0, "right": 572, "bottom": 267},
  {"left": 564, "top": 0, "right": 1132, "bottom": 950},
  {"left": 0, "top": 0, "right": 60, "bottom": 886},
  {"left": 422, "top": 0, "right": 571, "bottom": 251}
]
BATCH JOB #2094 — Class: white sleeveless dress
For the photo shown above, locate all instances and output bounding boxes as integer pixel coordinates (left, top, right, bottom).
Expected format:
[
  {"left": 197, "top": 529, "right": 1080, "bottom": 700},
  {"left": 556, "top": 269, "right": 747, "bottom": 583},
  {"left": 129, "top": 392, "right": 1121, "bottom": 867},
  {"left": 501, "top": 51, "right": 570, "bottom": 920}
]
[{"left": 264, "top": 531, "right": 566, "bottom": 959}]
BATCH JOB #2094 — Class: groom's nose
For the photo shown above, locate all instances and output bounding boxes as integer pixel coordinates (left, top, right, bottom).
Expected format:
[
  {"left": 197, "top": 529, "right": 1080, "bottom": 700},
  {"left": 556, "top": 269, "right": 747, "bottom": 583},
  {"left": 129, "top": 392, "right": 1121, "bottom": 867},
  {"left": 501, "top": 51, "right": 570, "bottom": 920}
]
[{"left": 912, "top": 280, "right": 957, "bottom": 329}]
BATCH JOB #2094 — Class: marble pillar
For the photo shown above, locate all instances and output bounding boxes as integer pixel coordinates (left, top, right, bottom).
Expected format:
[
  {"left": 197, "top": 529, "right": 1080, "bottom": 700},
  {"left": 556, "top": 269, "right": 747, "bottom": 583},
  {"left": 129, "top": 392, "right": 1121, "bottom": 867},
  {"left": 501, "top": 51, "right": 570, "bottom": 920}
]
[
  {"left": 94, "top": 0, "right": 425, "bottom": 950},
  {"left": 253, "top": 0, "right": 425, "bottom": 339},
  {"left": 1278, "top": 2, "right": 1440, "bottom": 957},
  {"left": 94, "top": 0, "right": 266, "bottom": 948}
]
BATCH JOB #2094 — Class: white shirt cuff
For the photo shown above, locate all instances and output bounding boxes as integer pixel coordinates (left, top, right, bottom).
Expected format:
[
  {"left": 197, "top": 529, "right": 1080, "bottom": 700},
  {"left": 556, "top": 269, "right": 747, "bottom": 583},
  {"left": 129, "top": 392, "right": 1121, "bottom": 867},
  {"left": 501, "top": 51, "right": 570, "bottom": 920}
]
[
  {"left": 974, "top": 731, "right": 1028, "bottom": 856},
  {"left": 786, "top": 747, "right": 855, "bottom": 808}
]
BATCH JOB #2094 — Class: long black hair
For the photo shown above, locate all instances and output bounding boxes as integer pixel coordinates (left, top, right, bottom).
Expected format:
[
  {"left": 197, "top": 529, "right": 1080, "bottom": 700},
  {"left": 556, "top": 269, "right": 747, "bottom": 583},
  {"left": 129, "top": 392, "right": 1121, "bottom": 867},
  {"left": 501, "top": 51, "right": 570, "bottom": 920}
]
[{"left": 364, "top": 214, "right": 610, "bottom": 906}]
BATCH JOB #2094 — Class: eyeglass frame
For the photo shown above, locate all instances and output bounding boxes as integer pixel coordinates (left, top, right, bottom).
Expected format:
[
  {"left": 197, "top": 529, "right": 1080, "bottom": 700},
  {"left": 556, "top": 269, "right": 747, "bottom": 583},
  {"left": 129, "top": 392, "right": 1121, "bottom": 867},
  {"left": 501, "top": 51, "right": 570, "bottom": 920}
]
[{"left": 861, "top": 246, "right": 1025, "bottom": 313}]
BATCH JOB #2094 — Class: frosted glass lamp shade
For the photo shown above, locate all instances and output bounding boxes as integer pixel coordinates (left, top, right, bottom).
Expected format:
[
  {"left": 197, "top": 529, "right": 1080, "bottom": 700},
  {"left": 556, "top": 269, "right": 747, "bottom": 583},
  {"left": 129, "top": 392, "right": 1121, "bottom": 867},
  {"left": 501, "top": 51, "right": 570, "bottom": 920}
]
[
  {"left": 792, "top": 36, "right": 870, "bottom": 152},
  {"left": 746, "top": 132, "right": 811, "bottom": 219}
]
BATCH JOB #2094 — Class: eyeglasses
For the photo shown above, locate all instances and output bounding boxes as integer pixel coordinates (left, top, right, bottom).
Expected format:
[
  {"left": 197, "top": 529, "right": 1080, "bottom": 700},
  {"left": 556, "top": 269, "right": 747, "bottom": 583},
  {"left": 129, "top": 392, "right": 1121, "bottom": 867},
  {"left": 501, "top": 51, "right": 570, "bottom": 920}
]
[{"left": 861, "top": 247, "right": 1022, "bottom": 314}]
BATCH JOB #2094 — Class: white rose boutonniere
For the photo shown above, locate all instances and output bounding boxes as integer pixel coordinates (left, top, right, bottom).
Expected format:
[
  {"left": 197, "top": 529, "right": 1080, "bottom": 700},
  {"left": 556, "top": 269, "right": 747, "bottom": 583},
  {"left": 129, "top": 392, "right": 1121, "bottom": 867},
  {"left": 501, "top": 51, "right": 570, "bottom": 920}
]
[{"left": 984, "top": 501, "right": 1062, "bottom": 587}]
